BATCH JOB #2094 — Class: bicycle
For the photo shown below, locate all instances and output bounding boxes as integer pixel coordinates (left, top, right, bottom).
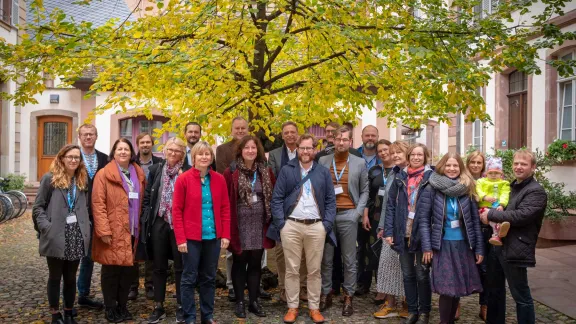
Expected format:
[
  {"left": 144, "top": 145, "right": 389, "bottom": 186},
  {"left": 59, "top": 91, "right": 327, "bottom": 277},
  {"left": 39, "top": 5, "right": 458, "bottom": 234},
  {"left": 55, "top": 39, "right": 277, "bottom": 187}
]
[{"left": 0, "top": 177, "right": 28, "bottom": 223}]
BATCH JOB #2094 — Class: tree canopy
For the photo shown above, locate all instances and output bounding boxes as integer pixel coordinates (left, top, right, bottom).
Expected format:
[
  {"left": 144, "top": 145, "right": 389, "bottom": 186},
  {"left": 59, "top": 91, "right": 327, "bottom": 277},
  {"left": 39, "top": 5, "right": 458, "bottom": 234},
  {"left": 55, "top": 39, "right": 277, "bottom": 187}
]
[{"left": 0, "top": 0, "right": 574, "bottom": 139}]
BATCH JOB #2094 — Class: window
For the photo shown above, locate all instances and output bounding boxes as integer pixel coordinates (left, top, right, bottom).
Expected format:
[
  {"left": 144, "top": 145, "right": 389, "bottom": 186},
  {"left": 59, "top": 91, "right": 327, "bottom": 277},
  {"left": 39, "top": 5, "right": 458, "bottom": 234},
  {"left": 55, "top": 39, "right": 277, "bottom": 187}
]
[
  {"left": 474, "top": 0, "right": 499, "bottom": 19},
  {"left": 119, "top": 116, "right": 170, "bottom": 153},
  {"left": 559, "top": 52, "right": 576, "bottom": 141},
  {"left": 507, "top": 70, "right": 528, "bottom": 149},
  {"left": 0, "top": 0, "right": 18, "bottom": 26},
  {"left": 472, "top": 119, "right": 483, "bottom": 152}
]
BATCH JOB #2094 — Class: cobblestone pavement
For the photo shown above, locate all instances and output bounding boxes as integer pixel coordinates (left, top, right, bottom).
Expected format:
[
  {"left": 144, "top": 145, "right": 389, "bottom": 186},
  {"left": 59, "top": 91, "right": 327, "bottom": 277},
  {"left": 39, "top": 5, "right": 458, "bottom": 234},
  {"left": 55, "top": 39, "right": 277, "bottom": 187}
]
[{"left": 1, "top": 213, "right": 575, "bottom": 324}]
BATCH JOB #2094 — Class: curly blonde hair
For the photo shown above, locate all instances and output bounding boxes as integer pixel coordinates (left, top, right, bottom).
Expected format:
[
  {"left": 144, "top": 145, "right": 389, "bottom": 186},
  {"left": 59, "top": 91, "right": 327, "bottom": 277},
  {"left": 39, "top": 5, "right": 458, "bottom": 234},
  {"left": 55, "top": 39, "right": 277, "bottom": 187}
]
[{"left": 49, "top": 144, "right": 89, "bottom": 190}]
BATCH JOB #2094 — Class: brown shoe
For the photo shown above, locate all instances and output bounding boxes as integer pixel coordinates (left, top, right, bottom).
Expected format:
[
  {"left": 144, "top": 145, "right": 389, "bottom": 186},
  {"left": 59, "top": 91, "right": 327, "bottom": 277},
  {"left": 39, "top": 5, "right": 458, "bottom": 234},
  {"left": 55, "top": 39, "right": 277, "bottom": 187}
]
[
  {"left": 319, "top": 293, "right": 332, "bottom": 311},
  {"left": 479, "top": 305, "right": 487, "bottom": 321},
  {"left": 309, "top": 309, "right": 325, "bottom": 323},
  {"left": 342, "top": 294, "right": 354, "bottom": 316},
  {"left": 283, "top": 308, "right": 298, "bottom": 323},
  {"left": 455, "top": 301, "right": 461, "bottom": 320},
  {"left": 300, "top": 287, "right": 308, "bottom": 301},
  {"left": 279, "top": 289, "right": 287, "bottom": 303}
]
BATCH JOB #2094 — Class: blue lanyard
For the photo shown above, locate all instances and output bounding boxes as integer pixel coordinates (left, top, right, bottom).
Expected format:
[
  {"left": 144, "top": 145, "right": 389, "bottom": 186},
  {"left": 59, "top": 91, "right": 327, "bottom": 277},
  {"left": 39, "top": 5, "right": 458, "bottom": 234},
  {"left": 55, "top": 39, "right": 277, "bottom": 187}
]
[
  {"left": 82, "top": 151, "right": 96, "bottom": 178},
  {"left": 449, "top": 197, "right": 458, "bottom": 219},
  {"left": 251, "top": 171, "right": 257, "bottom": 190},
  {"left": 67, "top": 178, "right": 77, "bottom": 211},
  {"left": 302, "top": 170, "right": 311, "bottom": 196},
  {"left": 409, "top": 185, "right": 417, "bottom": 206},
  {"left": 364, "top": 155, "right": 376, "bottom": 168},
  {"left": 332, "top": 157, "right": 349, "bottom": 183}
]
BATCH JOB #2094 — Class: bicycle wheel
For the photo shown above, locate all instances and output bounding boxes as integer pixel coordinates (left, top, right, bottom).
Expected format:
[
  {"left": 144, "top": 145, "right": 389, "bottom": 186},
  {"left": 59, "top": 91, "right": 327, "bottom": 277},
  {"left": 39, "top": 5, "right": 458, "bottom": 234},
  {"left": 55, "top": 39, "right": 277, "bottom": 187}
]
[
  {"left": 4, "top": 192, "right": 23, "bottom": 219},
  {"left": 0, "top": 194, "right": 14, "bottom": 222},
  {"left": 0, "top": 195, "right": 6, "bottom": 223},
  {"left": 6, "top": 190, "right": 27, "bottom": 218}
]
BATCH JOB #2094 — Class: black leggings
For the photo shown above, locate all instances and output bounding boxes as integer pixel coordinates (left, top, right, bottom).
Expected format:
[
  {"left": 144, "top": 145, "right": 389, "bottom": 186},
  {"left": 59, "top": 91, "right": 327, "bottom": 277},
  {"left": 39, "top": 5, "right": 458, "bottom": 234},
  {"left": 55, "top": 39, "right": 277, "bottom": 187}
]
[
  {"left": 101, "top": 265, "right": 137, "bottom": 309},
  {"left": 46, "top": 257, "right": 80, "bottom": 310},
  {"left": 232, "top": 249, "right": 263, "bottom": 303},
  {"left": 439, "top": 295, "right": 460, "bottom": 324}
]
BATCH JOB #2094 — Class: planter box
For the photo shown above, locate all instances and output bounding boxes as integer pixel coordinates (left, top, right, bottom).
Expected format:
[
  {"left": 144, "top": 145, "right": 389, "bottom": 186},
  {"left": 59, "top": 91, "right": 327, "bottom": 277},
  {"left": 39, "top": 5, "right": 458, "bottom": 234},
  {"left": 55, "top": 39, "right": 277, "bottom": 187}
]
[{"left": 539, "top": 214, "right": 576, "bottom": 241}]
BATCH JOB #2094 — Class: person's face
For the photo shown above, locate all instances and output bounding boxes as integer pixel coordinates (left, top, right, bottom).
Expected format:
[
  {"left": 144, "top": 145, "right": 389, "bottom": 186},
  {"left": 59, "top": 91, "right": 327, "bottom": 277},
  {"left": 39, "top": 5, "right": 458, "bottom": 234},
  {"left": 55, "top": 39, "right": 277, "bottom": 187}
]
[
  {"left": 334, "top": 131, "right": 351, "bottom": 153},
  {"left": 362, "top": 127, "right": 379, "bottom": 150},
  {"left": 409, "top": 147, "right": 425, "bottom": 169},
  {"left": 165, "top": 143, "right": 185, "bottom": 166},
  {"left": 468, "top": 156, "right": 484, "bottom": 178},
  {"left": 391, "top": 148, "right": 407, "bottom": 166},
  {"left": 231, "top": 119, "right": 248, "bottom": 141},
  {"left": 282, "top": 125, "right": 299, "bottom": 146},
  {"left": 377, "top": 144, "right": 390, "bottom": 163},
  {"left": 444, "top": 157, "right": 461, "bottom": 179},
  {"left": 137, "top": 135, "right": 153, "bottom": 155},
  {"left": 194, "top": 149, "right": 213, "bottom": 168},
  {"left": 78, "top": 127, "right": 98, "bottom": 149},
  {"left": 325, "top": 126, "right": 337, "bottom": 145},
  {"left": 185, "top": 125, "right": 201, "bottom": 146},
  {"left": 297, "top": 138, "right": 315, "bottom": 164},
  {"left": 241, "top": 140, "right": 258, "bottom": 163},
  {"left": 486, "top": 170, "right": 502, "bottom": 180},
  {"left": 62, "top": 149, "right": 81, "bottom": 173},
  {"left": 114, "top": 142, "right": 132, "bottom": 165},
  {"left": 513, "top": 155, "right": 535, "bottom": 182}
]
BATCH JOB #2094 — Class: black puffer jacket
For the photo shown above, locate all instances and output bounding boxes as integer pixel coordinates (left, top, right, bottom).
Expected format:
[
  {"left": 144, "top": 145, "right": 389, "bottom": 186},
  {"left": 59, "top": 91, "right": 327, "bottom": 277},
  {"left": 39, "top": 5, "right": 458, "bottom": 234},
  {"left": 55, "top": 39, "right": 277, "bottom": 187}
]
[{"left": 488, "top": 176, "right": 547, "bottom": 267}]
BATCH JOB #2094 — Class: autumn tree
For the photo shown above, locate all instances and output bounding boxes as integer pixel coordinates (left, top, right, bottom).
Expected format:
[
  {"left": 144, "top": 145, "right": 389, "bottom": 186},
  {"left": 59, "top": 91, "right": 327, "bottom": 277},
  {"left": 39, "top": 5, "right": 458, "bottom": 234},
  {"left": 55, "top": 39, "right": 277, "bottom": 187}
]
[{"left": 0, "top": 0, "right": 574, "bottom": 138}]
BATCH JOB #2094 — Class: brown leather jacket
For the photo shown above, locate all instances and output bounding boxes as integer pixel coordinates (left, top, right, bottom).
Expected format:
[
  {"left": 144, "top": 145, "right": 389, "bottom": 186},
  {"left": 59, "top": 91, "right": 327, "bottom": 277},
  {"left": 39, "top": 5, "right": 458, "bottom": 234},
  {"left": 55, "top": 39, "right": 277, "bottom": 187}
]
[{"left": 91, "top": 161, "right": 145, "bottom": 266}]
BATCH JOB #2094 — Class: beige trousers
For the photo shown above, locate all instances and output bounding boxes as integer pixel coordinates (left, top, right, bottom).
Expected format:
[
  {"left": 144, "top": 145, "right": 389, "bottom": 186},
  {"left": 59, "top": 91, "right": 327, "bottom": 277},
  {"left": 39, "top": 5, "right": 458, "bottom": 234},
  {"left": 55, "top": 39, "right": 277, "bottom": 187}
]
[
  {"left": 275, "top": 240, "right": 308, "bottom": 290},
  {"left": 280, "top": 220, "right": 326, "bottom": 309}
]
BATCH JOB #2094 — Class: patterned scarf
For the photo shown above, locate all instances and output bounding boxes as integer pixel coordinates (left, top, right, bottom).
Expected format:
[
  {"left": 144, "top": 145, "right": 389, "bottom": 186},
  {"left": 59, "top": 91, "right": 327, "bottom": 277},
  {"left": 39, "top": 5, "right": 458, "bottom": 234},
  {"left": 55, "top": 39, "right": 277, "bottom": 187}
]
[
  {"left": 407, "top": 166, "right": 425, "bottom": 211},
  {"left": 236, "top": 158, "right": 273, "bottom": 222},
  {"left": 158, "top": 161, "right": 183, "bottom": 229},
  {"left": 429, "top": 172, "right": 469, "bottom": 197}
]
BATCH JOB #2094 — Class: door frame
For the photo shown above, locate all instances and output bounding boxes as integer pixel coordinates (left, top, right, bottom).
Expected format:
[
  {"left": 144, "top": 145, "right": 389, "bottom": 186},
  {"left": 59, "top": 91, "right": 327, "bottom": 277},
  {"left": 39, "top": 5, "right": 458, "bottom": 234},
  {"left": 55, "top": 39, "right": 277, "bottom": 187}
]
[{"left": 30, "top": 110, "right": 79, "bottom": 181}]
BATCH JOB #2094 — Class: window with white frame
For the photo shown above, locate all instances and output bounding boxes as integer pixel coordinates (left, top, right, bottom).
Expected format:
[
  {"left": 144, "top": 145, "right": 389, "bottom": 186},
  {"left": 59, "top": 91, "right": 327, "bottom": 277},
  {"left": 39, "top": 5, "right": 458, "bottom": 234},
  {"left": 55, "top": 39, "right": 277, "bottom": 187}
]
[
  {"left": 474, "top": 0, "right": 499, "bottom": 19},
  {"left": 559, "top": 51, "right": 576, "bottom": 141},
  {"left": 472, "top": 119, "right": 483, "bottom": 152},
  {"left": 119, "top": 116, "right": 172, "bottom": 153}
]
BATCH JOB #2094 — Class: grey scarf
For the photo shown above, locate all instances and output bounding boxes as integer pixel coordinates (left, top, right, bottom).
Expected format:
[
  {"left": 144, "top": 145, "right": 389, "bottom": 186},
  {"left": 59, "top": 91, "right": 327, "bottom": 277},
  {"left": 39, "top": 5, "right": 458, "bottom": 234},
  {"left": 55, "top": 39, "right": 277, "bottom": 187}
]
[{"left": 429, "top": 172, "right": 469, "bottom": 197}]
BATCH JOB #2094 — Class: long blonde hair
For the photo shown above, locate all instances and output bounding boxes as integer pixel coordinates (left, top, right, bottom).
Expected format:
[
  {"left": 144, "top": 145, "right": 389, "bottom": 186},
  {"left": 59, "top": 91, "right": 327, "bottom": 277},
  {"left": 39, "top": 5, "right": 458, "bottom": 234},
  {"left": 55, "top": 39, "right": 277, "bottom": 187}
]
[
  {"left": 435, "top": 152, "right": 478, "bottom": 201},
  {"left": 49, "top": 144, "right": 89, "bottom": 190}
]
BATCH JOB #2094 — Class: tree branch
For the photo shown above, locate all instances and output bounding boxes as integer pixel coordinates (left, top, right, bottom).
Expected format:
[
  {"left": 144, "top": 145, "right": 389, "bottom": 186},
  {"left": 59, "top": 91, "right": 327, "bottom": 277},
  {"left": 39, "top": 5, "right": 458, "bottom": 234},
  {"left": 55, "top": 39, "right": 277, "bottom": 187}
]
[
  {"left": 269, "top": 80, "right": 307, "bottom": 94},
  {"left": 221, "top": 97, "right": 247, "bottom": 114},
  {"left": 260, "top": 0, "right": 296, "bottom": 80}
]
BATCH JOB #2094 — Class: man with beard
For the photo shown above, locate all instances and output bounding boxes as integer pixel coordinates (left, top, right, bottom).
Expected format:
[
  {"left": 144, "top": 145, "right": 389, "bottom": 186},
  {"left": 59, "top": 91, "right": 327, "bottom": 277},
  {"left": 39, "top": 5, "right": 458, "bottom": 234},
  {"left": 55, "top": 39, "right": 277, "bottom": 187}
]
[
  {"left": 315, "top": 122, "right": 361, "bottom": 162},
  {"left": 268, "top": 133, "right": 336, "bottom": 324},
  {"left": 183, "top": 122, "right": 216, "bottom": 171},
  {"left": 128, "top": 133, "right": 163, "bottom": 301},
  {"left": 76, "top": 124, "right": 109, "bottom": 310},
  {"left": 357, "top": 125, "right": 381, "bottom": 169},
  {"left": 318, "top": 126, "right": 369, "bottom": 316}
]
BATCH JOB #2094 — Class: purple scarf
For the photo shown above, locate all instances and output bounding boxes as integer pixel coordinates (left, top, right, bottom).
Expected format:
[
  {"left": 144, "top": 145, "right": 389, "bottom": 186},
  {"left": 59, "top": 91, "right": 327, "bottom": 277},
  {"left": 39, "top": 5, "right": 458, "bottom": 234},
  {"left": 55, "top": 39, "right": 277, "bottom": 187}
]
[{"left": 117, "top": 162, "right": 141, "bottom": 238}]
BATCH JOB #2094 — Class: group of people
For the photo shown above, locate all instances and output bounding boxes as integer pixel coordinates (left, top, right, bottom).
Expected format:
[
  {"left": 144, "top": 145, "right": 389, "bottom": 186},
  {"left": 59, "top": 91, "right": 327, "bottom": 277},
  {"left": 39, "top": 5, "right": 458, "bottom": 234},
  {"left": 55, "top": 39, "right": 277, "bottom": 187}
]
[{"left": 32, "top": 118, "right": 547, "bottom": 324}]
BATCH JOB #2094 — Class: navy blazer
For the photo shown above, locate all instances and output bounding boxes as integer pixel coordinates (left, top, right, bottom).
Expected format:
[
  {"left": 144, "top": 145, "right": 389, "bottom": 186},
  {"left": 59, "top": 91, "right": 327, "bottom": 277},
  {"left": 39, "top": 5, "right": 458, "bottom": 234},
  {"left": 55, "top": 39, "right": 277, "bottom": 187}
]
[
  {"left": 418, "top": 187, "right": 484, "bottom": 256},
  {"left": 267, "top": 158, "right": 337, "bottom": 246}
]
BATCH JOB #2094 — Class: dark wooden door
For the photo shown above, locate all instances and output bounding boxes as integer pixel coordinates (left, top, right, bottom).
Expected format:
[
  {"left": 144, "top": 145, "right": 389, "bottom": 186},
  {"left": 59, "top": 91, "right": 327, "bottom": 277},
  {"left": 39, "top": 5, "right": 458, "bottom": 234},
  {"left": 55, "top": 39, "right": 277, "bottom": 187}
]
[
  {"left": 508, "top": 93, "right": 527, "bottom": 149},
  {"left": 37, "top": 116, "right": 72, "bottom": 179}
]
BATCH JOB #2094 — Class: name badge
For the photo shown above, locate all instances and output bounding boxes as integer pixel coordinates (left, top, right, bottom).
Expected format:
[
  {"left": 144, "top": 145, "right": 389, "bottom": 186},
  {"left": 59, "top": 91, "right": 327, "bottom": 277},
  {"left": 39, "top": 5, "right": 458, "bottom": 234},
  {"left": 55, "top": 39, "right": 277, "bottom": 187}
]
[
  {"left": 408, "top": 211, "right": 415, "bottom": 219},
  {"left": 450, "top": 220, "right": 460, "bottom": 229},
  {"left": 378, "top": 187, "right": 386, "bottom": 196},
  {"left": 66, "top": 213, "right": 78, "bottom": 224},
  {"left": 129, "top": 192, "right": 139, "bottom": 199},
  {"left": 334, "top": 184, "right": 344, "bottom": 195},
  {"left": 251, "top": 193, "right": 258, "bottom": 203}
]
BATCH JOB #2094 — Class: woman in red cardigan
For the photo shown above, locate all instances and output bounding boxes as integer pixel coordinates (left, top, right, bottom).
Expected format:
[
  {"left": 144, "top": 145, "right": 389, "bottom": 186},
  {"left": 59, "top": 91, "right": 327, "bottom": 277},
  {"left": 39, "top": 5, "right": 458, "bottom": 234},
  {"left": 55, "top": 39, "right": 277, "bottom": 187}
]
[
  {"left": 172, "top": 141, "right": 231, "bottom": 324},
  {"left": 223, "top": 135, "right": 276, "bottom": 319}
]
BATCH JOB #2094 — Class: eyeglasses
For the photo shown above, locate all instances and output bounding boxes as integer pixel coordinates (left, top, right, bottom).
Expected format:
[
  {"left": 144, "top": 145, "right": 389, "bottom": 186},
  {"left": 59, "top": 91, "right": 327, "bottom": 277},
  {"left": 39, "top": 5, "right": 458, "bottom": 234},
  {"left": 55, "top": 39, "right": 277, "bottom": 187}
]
[
  {"left": 335, "top": 138, "right": 350, "bottom": 143},
  {"left": 80, "top": 133, "right": 96, "bottom": 138},
  {"left": 166, "top": 148, "right": 184, "bottom": 155},
  {"left": 64, "top": 156, "right": 81, "bottom": 161},
  {"left": 298, "top": 147, "right": 315, "bottom": 152}
]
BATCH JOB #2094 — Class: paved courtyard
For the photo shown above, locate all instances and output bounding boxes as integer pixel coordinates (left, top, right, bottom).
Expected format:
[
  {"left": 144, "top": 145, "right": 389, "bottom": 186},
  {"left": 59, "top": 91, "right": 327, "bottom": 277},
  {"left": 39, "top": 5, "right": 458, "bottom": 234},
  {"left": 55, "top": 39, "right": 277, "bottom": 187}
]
[{"left": 0, "top": 213, "right": 574, "bottom": 323}]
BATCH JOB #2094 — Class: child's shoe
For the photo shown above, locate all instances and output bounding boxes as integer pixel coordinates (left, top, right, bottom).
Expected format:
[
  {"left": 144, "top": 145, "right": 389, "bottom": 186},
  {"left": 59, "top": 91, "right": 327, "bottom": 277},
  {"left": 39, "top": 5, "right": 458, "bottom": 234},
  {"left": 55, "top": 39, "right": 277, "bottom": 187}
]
[
  {"left": 489, "top": 235, "right": 503, "bottom": 246},
  {"left": 498, "top": 222, "right": 510, "bottom": 238}
]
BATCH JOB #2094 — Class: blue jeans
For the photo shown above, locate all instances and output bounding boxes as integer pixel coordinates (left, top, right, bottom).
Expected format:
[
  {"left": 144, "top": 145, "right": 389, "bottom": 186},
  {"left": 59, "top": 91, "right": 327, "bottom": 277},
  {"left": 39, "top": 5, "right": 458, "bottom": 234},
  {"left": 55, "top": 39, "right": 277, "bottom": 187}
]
[
  {"left": 77, "top": 225, "right": 94, "bottom": 297},
  {"left": 399, "top": 244, "right": 431, "bottom": 315},
  {"left": 486, "top": 247, "right": 535, "bottom": 324},
  {"left": 181, "top": 239, "right": 220, "bottom": 324}
]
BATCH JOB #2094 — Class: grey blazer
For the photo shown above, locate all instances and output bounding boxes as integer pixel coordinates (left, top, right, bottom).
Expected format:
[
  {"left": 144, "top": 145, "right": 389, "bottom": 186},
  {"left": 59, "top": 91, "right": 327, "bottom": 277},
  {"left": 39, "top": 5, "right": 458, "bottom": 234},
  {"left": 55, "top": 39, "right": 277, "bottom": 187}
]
[
  {"left": 319, "top": 153, "right": 369, "bottom": 220},
  {"left": 33, "top": 173, "right": 91, "bottom": 259},
  {"left": 267, "top": 145, "right": 297, "bottom": 177}
]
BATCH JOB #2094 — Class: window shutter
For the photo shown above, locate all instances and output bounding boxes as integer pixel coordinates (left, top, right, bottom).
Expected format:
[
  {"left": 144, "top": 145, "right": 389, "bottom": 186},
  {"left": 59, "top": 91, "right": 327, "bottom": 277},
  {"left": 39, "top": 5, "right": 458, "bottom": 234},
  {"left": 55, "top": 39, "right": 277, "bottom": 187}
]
[{"left": 11, "top": 0, "right": 18, "bottom": 26}]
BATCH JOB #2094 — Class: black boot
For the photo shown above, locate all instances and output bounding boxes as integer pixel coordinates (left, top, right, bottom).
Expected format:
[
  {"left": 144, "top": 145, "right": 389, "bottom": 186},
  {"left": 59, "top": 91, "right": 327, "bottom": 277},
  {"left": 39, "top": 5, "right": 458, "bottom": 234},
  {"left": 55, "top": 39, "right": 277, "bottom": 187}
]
[
  {"left": 415, "top": 313, "right": 430, "bottom": 324},
  {"left": 105, "top": 307, "right": 122, "bottom": 323},
  {"left": 404, "top": 313, "right": 419, "bottom": 324},
  {"left": 228, "top": 288, "right": 236, "bottom": 302},
  {"left": 248, "top": 300, "right": 266, "bottom": 317},
  {"left": 63, "top": 310, "right": 77, "bottom": 324},
  {"left": 234, "top": 301, "right": 246, "bottom": 318},
  {"left": 118, "top": 305, "right": 133, "bottom": 321},
  {"left": 51, "top": 312, "right": 64, "bottom": 324},
  {"left": 259, "top": 286, "right": 272, "bottom": 300}
]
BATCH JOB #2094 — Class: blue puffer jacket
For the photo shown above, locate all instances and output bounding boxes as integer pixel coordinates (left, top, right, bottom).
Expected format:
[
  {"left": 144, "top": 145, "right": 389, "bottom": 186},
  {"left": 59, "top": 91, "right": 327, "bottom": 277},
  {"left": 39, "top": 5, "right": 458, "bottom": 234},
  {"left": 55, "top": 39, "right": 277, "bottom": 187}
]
[
  {"left": 418, "top": 186, "right": 484, "bottom": 256},
  {"left": 384, "top": 165, "right": 433, "bottom": 254}
]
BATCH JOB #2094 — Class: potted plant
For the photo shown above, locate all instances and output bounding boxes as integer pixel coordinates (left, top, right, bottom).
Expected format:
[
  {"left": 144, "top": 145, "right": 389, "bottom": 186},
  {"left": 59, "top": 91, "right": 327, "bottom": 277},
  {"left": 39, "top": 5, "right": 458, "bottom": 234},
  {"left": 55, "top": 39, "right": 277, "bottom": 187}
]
[{"left": 547, "top": 139, "right": 576, "bottom": 166}]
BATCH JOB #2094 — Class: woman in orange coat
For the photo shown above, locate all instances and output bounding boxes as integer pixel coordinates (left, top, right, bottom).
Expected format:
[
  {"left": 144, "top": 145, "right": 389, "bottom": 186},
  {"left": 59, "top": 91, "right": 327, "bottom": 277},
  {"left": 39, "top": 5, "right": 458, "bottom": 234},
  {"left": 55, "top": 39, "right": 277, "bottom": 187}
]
[{"left": 92, "top": 138, "right": 146, "bottom": 323}]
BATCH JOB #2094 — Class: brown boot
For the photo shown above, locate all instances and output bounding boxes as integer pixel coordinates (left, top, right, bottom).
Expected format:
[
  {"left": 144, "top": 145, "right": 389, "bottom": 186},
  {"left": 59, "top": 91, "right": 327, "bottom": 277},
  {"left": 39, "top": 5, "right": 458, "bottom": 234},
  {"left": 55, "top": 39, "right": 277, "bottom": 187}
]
[
  {"left": 342, "top": 294, "right": 354, "bottom": 316},
  {"left": 455, "top": 301, "right": 461, "bottom": 321},
  {"left": 319, "top": 293, "right": 332, "bottom": 311},
  {"left": 283, "top": 308, "right": 298, "bottom": 323},
  {"left": 479, "top": 305, "right": 487, "bottom": 321},
  {"left": 309, "top": 309, "right": 325, "bottom": 323}
]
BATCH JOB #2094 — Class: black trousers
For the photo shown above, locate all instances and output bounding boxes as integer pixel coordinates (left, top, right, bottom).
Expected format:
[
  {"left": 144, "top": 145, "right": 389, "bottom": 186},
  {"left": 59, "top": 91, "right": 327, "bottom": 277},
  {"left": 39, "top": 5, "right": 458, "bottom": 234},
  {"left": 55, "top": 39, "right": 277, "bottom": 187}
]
[
  {"left": 150, "top": 217, "right": 183, "bottom": 304},
  {"left": 439, "top": 295, "right": 460, "bottom": 324},
  {"left": 101, "top": 264, "right": 137, "bottom": 309},
  {"left": 46, "top": 257, "right": 80, "bottom": 310},
  {"left": 332, "top": 241, "right": 344, "bottom": 293},
  {"left": 130, "top": 260, "right": 154, "bottom": 290},
  {"left": 232, "top": 249, "right": 264, "bottom": 303},
  {"left": 478, "top": 225, "right": 492, "bottom": 305},
  {"left": 357, "top": 219, "right": 379, "bottom": 289}
]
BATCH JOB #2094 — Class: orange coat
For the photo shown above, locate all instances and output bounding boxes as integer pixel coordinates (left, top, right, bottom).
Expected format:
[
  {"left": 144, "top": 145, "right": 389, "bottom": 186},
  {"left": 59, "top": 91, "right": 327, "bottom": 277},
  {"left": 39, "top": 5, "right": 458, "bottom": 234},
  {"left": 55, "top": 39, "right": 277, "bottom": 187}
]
[{"left": 91, "top": 161, "right": 146, "bottom": 266}]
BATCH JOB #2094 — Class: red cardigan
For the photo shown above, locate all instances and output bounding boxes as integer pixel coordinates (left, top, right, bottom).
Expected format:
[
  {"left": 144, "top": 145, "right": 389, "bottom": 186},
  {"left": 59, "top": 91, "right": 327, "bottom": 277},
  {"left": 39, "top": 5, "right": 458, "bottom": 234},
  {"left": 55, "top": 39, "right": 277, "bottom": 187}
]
[
  {"left": 172, "top": 168, "right": 231, "bottom": 245},
  {"left": 223, "top": 165, "right": 276, "bottom": 255}
]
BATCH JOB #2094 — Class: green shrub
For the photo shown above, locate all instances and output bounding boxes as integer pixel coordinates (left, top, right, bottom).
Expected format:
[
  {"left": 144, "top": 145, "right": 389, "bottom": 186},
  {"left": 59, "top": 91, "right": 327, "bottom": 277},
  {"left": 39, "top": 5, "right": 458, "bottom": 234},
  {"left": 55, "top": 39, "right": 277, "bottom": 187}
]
[
  {"left": 547, "top": 139, "right": 576, "bottom": 162},
  {"left": 1, "top": 173, "right": 27, "bottom": 191}
]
